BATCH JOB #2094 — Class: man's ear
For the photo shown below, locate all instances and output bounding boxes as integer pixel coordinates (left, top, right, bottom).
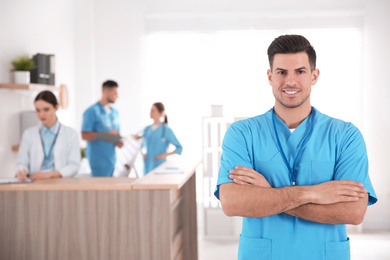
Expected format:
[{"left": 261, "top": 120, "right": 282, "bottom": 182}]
[
  {"left": 267, "top": 69, "right": 273, "bottom": 85},
  {"left": 311, "top": 68, "right": 320, "bottom": 85}
]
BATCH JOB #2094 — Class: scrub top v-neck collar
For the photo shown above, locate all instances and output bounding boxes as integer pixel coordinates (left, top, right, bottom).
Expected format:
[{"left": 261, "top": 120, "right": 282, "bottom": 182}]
[{"left": 271, "top": 107, "right": 315, "bottom": 185}]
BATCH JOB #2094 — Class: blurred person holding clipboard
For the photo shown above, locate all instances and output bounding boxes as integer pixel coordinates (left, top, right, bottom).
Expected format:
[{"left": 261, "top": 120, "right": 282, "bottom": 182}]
[
  {"left": 82, "top": 80, "right": 123, "bottom": 177},
  {"left": 16, "top": 91, "right": 80, "bottom": 181}
]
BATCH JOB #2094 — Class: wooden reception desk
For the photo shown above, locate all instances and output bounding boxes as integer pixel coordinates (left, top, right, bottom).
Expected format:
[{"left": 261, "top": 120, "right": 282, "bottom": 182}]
[{"left": 0, "top": 161, "right": 199, "bottom": 260}]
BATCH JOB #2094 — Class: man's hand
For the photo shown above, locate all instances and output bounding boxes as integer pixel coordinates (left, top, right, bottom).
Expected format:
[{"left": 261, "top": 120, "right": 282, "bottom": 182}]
[
  {"left": 116, "top": 142, "right": 124, "bottom": 148},
  {"left": 308, "top": 180, "right": 367, "bottom": 205},
  {"left": 229, "top": 166, "right": 271, "bottom": 188}
]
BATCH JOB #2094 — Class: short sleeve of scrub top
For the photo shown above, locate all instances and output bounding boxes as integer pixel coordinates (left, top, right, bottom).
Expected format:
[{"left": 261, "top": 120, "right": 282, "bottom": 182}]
[
  {"left": 333, "top": 123, "right": 377, "bottom": 205},
  {"left": 214, "top": 121, "right": 252, "bottom": 199},
  {"left": 141, "top": 126, "right": 149, "bottom": 149},
  {"left": 165, "top": 127, "right": 183, "bottom": 155},
  {"left": 82, "top": 108, "right": 96, "bottom": 132}
]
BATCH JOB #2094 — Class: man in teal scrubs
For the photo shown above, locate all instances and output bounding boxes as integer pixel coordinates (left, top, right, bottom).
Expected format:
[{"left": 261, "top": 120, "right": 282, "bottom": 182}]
[
  {"left": 82, "top": 80, "right": 123, "bottom": 177},
  {"left": 215, "top": 35, "right": 377, "bottom": 260}
]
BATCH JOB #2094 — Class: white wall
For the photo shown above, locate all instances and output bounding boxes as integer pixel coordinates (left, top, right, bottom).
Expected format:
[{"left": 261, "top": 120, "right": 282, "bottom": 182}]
[
  {"left": 361, "top": 0, "right": 390, "bottom": 230},
  {"left": 73, "top": 0, "right": 97, "bottom": 147},
  {"left": 0, "top": 0, "right": 76, "bottom": 177},
  {"left": 92, "top": 0, "right": 147, "bottom": 136}
]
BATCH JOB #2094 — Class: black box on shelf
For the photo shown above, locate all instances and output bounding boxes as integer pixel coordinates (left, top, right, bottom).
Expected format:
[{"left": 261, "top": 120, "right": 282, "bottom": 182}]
[{"left": 30, "top": 53, "right": 55, "bottom": 85}]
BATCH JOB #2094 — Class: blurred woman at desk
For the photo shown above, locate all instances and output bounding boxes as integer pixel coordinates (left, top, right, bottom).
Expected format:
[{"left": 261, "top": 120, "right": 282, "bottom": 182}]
[
  {"left": 134, "top": 102, "right": 182, "bottom": 175},
  {"left": 16, "top": 91, "right": 80, "bottom": 181}
]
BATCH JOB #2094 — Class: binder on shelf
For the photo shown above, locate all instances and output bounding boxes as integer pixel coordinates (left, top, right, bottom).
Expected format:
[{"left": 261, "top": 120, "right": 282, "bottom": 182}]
[{"left": 30, "top": 53, "right": 55, "bottom": 85}]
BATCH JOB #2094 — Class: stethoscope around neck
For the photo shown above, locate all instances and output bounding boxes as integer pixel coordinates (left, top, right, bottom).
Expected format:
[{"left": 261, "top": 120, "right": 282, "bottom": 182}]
[
  {"left": 161, "top": 123, "right": 166, "bottom": 142},
  {"left": 271, "top": 107, "right": 315, "bottom": 186},
  {"left": 98, "top": 103, "right": 114, "bottom": 129},
  {"left": 137, "top": 123, "right": 166, "bottom": 142}
]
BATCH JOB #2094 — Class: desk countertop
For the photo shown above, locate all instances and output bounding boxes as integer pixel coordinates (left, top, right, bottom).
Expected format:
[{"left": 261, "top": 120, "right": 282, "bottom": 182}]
[
  {"left": 132, "top": 160, "right": 200, "bottom": 190},
  {"left": 0, "top": 160, "right": 201, "bottom": 191}
]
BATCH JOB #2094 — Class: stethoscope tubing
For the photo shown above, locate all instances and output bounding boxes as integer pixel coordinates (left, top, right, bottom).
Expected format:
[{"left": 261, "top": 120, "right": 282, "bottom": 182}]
[{"left": 271, "top": 108, "right": 314, "bottom": 186}]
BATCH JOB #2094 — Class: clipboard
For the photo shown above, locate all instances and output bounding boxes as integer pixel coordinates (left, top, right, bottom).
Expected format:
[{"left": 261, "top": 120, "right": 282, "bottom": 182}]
[
  {"left": 95, "top": 132, "right": 122, "bottom": 143},
  {"left": 0, "top": 178, "right": 33, "bottom": 185},
  {"left": 154, "top": 167, "right": 184, "bottom": 174}
]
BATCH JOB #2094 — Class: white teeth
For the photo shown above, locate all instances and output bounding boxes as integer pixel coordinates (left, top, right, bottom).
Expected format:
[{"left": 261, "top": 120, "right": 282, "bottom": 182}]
[{"left": 285, "top": 91, "right": 297, "bottom": 94}]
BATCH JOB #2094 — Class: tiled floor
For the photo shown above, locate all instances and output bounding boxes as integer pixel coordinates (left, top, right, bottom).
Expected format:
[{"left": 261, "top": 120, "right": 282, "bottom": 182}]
[{"left": 198, "top": 231, "right": 390, "bottom": 260}]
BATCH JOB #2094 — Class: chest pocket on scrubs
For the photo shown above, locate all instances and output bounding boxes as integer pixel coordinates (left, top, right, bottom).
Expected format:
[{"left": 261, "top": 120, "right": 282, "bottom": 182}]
[
  {"left": 311, "top": 161, "right": 335, "bottom": 185},
  {"left": 238, "top": 235, "right": 272, "bottom": 260}
]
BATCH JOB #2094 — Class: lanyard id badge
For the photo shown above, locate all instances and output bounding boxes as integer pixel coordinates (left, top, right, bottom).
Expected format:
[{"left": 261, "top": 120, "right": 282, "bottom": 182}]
[
  {"left": 271, "top": 108, "right": 314, "bottom": 186},
  {"left": 40, "top": 123, "right": 62, "bottom": 161}
]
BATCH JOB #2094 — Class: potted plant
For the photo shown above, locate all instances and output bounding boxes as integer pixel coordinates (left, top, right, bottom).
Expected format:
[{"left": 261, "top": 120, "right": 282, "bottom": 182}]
[{"left": 11, "top": 56, "right": 36, "bottom": 84}]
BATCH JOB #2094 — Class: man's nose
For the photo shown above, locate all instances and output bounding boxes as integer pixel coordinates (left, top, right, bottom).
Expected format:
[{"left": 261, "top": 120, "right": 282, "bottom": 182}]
[{"left": 285, "top": 73, "right": 298, "bottom": 87}]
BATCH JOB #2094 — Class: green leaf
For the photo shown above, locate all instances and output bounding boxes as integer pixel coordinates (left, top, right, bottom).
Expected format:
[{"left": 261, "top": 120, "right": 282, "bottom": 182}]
[{"left": 11, "top": 56, "right": 36, "bottom": 71}]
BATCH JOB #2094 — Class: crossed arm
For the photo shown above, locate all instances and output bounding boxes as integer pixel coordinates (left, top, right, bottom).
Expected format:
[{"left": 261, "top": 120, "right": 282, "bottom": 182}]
[{"left": 219, "top": 166, "right": 368, "bottom": 225}]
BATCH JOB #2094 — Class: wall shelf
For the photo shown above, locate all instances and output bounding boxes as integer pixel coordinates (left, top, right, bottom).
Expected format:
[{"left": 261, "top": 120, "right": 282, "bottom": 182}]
[{"left": 0, "top": 83, "right": 59, "bottom": 91}]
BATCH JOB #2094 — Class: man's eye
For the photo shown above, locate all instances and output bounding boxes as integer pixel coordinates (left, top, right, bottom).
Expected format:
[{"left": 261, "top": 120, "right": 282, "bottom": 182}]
[
  {"left": 298, "top": 70, "right": 305, "bottom": 74},
  {"left": 277, "top": 71, "right": 286, "bottom": 75}
]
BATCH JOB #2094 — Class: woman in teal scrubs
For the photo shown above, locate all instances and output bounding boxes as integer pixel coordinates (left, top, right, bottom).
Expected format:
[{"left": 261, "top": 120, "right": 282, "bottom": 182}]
[{"left": 134, "top": 102, "right": 182, "bottom": 175}]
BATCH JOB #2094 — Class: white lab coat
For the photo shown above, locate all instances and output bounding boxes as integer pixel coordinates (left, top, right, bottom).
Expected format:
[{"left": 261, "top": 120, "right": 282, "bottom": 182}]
[{"left": 17, "top": 123, "right": 81, "bottom": 177}]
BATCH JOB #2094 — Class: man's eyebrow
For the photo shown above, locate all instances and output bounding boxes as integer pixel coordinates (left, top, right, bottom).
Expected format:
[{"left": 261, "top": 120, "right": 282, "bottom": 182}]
[{"left": 274, "top": 67, "right": 309, "bottom": 72}]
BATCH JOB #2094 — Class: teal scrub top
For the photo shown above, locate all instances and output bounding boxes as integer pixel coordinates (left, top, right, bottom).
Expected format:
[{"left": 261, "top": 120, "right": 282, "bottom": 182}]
[
  {"left": 82, "top": 102, "right": 120, "bottom": 177},
  {"left": 214, "top": 107, "right": 377, "bottom": 260},
  {"left": 142, "top": 124, "right": 182, "bottom": 175}
]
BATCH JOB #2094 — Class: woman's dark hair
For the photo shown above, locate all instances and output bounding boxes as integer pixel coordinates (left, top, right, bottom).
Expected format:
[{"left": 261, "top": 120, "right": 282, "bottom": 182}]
[
  {"left": 267, "top": 34, "right": 316, "bottom": 71},
  {"left": 34, "top": 91, "right": 58, "bottom": 108},
  {"left": 153, "top": 102, "right": 168, "bottom": 124}
]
